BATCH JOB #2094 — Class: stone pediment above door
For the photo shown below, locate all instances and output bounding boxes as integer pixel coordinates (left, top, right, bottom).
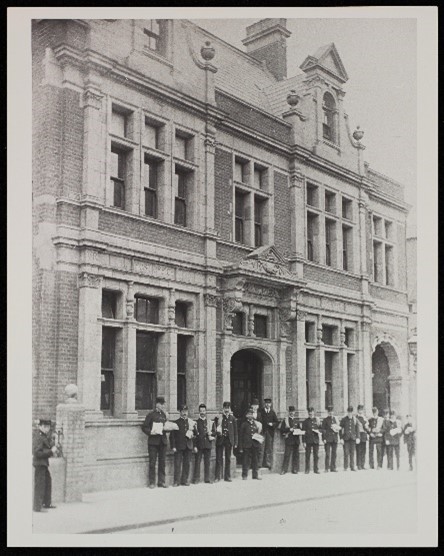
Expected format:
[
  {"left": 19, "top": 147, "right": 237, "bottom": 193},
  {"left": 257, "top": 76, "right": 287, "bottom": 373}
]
[{"left": 223, "top": 245, "right": 303, "bottom": 288}]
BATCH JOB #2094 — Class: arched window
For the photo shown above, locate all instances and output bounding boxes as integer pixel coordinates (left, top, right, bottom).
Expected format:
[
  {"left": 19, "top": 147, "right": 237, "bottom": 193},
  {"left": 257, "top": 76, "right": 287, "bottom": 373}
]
[{"left": 322, "top": 92, "right": 337, "bottom": 143}]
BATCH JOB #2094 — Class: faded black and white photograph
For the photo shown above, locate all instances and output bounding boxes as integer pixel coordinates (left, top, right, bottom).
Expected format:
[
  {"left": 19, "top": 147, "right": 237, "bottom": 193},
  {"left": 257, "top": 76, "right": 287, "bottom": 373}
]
[{"left": 7, "top": 6, "right": 437, "bottom": 548}]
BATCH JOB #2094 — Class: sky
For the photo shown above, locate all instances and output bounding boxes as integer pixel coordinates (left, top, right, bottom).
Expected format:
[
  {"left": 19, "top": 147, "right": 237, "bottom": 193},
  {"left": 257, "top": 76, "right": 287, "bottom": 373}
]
[{"left": 191, "top": 17, "right": 417, "bottom": 231}]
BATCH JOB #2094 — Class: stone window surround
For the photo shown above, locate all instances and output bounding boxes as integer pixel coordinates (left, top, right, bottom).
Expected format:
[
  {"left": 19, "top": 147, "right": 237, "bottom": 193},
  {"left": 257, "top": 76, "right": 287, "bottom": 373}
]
[
  {"left": 106, "top": 97, "right": 201, "bottom": 231},
  {"left": 231, "top": 151, "right": 274, "bottom": 248},
  {"left": 371, "top": 210, "right": 398, "bottom": 288},
  {"left": 305, "top": 179, "right": 357, "bottom": 273},
  {"left": 96, "top": 280, "right": 197, "bottom": 418}
]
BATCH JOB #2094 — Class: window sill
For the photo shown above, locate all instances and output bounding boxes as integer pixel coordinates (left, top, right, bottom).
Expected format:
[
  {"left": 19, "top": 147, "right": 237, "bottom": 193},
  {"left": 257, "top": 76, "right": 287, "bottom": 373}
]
[
  {"left": 174, "top": 157, "right": 197, "bottom": 171},
  {"left": 142, "top": 46, "right": 173, "bottom": 68},
  {"left": 143, "top": 145, "right": 169, "bottom": 160},
  {"left": 304, "top": 260, "right": 360, "bottom": 279},
  {"left": 322, "top": 139, "right": 341, "bottom": 152},
  {"left": 370, "top": 282, "right": 406, "bottom": 295},
  {"left": 110, "top": 134, "right": 139, "bottom": 149},
  {"left": 234, "top": 180, "right": 272, "bottom": 197}
]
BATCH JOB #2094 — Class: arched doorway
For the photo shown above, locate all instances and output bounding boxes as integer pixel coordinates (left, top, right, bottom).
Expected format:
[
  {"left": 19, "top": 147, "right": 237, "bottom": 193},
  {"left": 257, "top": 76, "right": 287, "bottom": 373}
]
[
  {"left": 372, "top": 344, "right": 390, "bottom": 413},
  {"left": 230, "top": 350, "right": 263, "bottom": 419}
]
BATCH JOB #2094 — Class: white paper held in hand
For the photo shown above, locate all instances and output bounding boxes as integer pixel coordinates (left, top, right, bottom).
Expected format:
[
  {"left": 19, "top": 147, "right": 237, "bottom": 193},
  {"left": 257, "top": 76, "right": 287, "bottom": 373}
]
[{"left": 151, "top": 422, "right": 164, "bottom": 435}]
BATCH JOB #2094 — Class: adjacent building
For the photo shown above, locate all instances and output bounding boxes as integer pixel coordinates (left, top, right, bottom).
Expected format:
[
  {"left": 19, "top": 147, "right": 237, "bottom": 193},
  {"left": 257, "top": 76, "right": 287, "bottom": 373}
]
[{"left": 33, "top": 18, "right": 413, "bottom": 492}]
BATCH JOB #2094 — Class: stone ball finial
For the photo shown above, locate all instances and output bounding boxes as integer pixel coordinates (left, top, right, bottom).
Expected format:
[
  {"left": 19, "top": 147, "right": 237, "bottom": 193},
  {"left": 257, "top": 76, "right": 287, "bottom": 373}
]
[
  {"left": 353, "top": 126, "right": 364, "bottom": 142},
  {"left": 286, "top": 90, "right": 300, "bottom": 108},
  {"left": 64, "top": 383, "right": 78, "bottom": 403},
  {"left": 201, "top": 41, "right": 215, "bottom": 61}
]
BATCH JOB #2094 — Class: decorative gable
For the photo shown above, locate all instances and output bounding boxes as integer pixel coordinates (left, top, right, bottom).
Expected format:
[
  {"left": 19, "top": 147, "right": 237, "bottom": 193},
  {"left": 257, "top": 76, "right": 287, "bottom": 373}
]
[{"left": 300, "top": 43, "right": 348, "bottom": 84}]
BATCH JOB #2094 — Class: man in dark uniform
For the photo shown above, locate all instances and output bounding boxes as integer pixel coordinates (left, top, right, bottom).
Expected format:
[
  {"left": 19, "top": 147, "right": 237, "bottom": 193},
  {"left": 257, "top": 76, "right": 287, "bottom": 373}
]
[
  {"left": 382, "top": 409, "right": 402, "bottom": 470},
  {"left": 340, "top": 406, "right": 360, "bottom": 471},
  {"left": 380, "top": 409, "right": 390, "bottom": 468},
  {"left": 258, "top": 398, "right": 279, "bottom": 469},
  {"left": 355, "top": 404, "right": 369, "bottom": 470},
  {"left": 368, "top": 406, "right": 384, "bottom": 469},
  {"left": 141, "top": 396, "right": 169, "bottom": 489},
  {"left": 302, "top": 407, "right": 321, "bottom": 474},
  {"left": 192, "top": 403, "right": 214, "bottom": 484},
  {"left": 238, "top": 407, "right": 263, "bottom": 480},
  {"left": 213, "top": 401, "right": 238, "bottom": 482},
  {"left": 279, "top": 406, "right": 301, "bottom": 474},
  {"left": 403, "top": 414, "right": 416, "bottom": 471},
  {"left": 33, "top": 419, "right": 58, "bottom": 512},
  {"left": 322, "top": 405, "right": 340, "bottom": 472},
  {"left": 170, "top": 404, "right": 194, "bottom": 487}
]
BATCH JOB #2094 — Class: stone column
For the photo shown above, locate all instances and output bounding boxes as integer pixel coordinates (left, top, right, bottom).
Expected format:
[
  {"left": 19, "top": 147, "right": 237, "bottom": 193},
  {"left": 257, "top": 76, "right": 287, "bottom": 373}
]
[
  {"left": 314, "top": 320, "right": 325, "bottom": 415},
  {"left": 359, "top": 194, "right": 370, "bottom": 295},
  {"left": 220, "top": 297, "right": 241, "bottom": 402},
  {"left": 116, "top": 282, "right": 138, "bottom": 418},
  {"left": 165, "top": 289, "right": 178, "bottom": 412},
  {"left": 204, "top": 293, "right": 218, "bottom": 411},
  {"left": 361, "top": 320, "right": 373, "bottom": 409},
  {"left": 77, "top": 272, "right": 103, "bottom": 418},
  {"left": 293, "top": 310, "right": 307, "bottom": 419},
  {"left": 288, "top": 164, "right": 305, "bottom": 278},
  {"left": 56, "top": 390, "right": 85, "bottom": 502},
  {"left": 336, "top": 326, "right": 348, "bottom": 414}
]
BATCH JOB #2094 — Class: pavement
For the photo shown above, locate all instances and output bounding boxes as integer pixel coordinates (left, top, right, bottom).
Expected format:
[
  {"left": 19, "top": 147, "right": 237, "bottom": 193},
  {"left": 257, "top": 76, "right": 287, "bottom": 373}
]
[{"left": 32, "top": 467, "right": 417, "bottom": 535}]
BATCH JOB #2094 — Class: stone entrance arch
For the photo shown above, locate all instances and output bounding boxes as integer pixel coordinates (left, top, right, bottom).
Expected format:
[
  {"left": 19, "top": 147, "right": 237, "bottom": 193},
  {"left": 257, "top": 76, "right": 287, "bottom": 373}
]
[
  {"left": 230, "top": 348, "right": 273, "bottom": 419},
  {"left": 372, "top": 335, "right": 402, "bottom": 415}
]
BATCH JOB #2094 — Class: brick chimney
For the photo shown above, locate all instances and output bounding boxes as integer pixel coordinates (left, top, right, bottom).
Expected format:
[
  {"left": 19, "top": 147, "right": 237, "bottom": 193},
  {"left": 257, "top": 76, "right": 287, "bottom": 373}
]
[{"left": 242, "top": 19, "right": 291, "bottom": 81}]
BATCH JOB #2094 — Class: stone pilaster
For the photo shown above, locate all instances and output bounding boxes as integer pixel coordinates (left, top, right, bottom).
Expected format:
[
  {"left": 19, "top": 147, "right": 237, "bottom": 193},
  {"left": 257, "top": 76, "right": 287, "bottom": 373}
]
[
  {"left": 77, "top": 272, "right": 103, "bottom": 417},
  {"left": 165, "top": 289, "right": 177, "bottom": 412},
  {"left": 337, "top": 326, "right": 348, "bottom": 414},
  {"left": 294, "top": 310, "right": 307, "bottom": 418},
  {"left": 314, "top": 320, "right": 325, "bottom": 415},
  {"left": 288, "top": 164, "right": 305, "bottom": 278},
  {"left": 359, "top": 194, "right": 369, "bottom": 295},
  {"left": 361, "top": 320, "right": 373, "bottom": 409},
  {"left": 204, "top": 293, "right": 218, "bottom": 411}
]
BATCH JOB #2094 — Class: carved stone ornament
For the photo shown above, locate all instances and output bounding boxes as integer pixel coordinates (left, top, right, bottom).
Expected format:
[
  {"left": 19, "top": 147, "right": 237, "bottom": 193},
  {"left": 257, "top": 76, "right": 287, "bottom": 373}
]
[
  {"left": 168, "top": 304, "right": 176, "bottom": 323},
  {"left": 201, "top": 41, "right": 216, "bottom": 62},
  {"left": 204, "top": 293, "right": 219, "bottom": 307},
  {"left": 83, "top": 89, "right": 103, "bottom": 110},
  {"left": 278, "top": 307, "right": 294, "bottom": 337},
  {"left": 244, "top": 282, "right": 278, "bottom": 299},
  {"left": 286, "top": 90, "right": 300, "bottom": 108},
  {"left": 223, "top": 297, "right": 242, "bottom": 329},
  {"left": 126, "top": 299, "right": 135, "bottom": 318},
  {"left": 204, "top": 135, "right": 217, "bottom": 153},
  {"left": 296, "top": 310, "right": 308, "bottom": 321},
  {"left": 353, "top": 126, "right": 365, "bottom": 142},
  {"left": 239, "top": 256, "right": 293, "bottom": 279},
  {"left": 78, "top": 272, "right": 102, "bottom": 289}
]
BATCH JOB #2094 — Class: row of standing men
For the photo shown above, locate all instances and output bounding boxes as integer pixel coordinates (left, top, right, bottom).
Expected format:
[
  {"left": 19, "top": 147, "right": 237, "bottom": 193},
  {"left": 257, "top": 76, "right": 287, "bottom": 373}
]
[{"left": 141, "top": 397, "right": 417, "bottom": 488}]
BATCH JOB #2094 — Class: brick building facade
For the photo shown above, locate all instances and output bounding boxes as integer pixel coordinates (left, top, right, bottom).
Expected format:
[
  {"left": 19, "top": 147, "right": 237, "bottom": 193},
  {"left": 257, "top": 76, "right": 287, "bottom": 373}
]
[{"left": 32, "top": 18, "right": 412, "bottom": 493}]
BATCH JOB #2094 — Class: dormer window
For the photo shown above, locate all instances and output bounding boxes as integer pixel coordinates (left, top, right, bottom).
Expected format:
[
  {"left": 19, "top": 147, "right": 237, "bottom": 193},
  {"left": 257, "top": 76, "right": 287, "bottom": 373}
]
[
  {"left": 322, "top": 92, "right": 337, "bottom": 143},
  {"left": 144, "top": 20, "right": 166, "bottom": 55}
]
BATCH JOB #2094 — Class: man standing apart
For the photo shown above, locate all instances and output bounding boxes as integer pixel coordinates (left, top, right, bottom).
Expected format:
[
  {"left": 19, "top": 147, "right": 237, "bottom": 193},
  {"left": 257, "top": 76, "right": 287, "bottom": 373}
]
[
  {"left": 259, "top": 398, "right": 279, "bottom": 469},
  {"left": 141, "top": 396, "right": 169, "bottom": 489},
  {"left": 403, "top": 414, "right": 416, "bottom": 471},
  {"left": 170, "top": 404, "right": 194, "bottom": 487},
  {"left": 382, "top": 410, "right": 402, "bottom": 470},
  {"left": 380, "top": 409, "right": 390, "bottom": 468},
  {"left": 213, "top": 401, "right": 238, "bottom": 482},
  {"left": 355, "top": 404, "right": 369, "bottom": 470},
  {"left": 302, "top": 407, "right": 321, "bottom": 474},
  {"left": 238, "top": 407, "right": 263, "bottom": 480},
  {"left": 192, "top": 403, "right": 214, "bottom": 484},
  {"left": 368, "top": 407, "right": 384, "bottom": 469},
  {"left": 322, "top": 406, "right": 340, "bottom": 472},
  {"left": 340, "top": 406, "right": 360, "bottom": 471},
  {"left": 279, "top": 406, "right": 301, "bottom": 474},
  {"left": 33, "top": 419, "right": 58, "bottom": 512}
]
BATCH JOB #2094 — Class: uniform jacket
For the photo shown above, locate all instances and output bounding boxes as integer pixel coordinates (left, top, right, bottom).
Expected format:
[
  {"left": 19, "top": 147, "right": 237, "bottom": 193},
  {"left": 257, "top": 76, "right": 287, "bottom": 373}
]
[
  {"left": 403, "top": 423, "right": 416, "bottom": 448},
  {"left": 321, "top": 415, "right": 340, "bottom": 443},
  {"left": 238, "top": 419, "right": 262, "bottom": 451},
  {"left": 32, "top": 430, "right": 53, "bottom": 467},
  {"left": 170, "top": 417, "right": 195, "bottom": 450},
  {"left": 368, "top": 416, "right": 384, "bottom": 443},
  {"left": 340, "top": 415, "right": 360, "bottom": 441},
  {"left": 141, "top": 408, "right": 168, "bottom": 446},
  {"left": 193, "top": 417, "right": 214, "bottom": 450},
  {"left": 213, "top": 413, "right": 238, "bottom": 447},
  {"left": 280, "top": 416, "right": 301, "bottom": 446},
  {"left": 356, "top": 414, "right": 370, "bottom": 441},
  {"left": 258, "top": 408, "right": 280, "bottom": 437},
  {"left": 382, "top": 418, "right": 402, "bottom": 446},
  {"left": 302, "top": 417, "right": 322, "bottom": 445}
]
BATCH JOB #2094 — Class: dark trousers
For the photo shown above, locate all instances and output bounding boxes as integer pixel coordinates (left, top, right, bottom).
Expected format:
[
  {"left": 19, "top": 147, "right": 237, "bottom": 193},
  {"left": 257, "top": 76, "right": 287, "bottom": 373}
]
[
  {"left": 215, "top": 439, "right": 232, "bottom": 480},
  {"left": 282, "top": 443, "right": 300, "bottom": 473},
  {"left": 356, "top": 441, "right": 367, "bottom": 469},
  {"left": 174, "top": 448, "right": 191, "bottom": 484},
  {"left": 305, "top": 443, "right": 319, "bottom": 472},
  {"left": 33, "top": 466, "right": 51, "bottom": 511},
  {"left": 148, "top": 444, "right": 166, "bottom": 486},
  {"left": 407, "top": 444, "right": 415, "bottom": 470},
  {"left": 262, "top": 431, "right": 274, "bottom": 469},
  {"left": 193, "top": 448, "right": 211, "bottom": 483},
  {"left": 325, "top": 442, "right": 337, "bottom": 471},
  {"left": 343, "top": 439, "right": 356, "bottom": 470},
  {"left": 386, "top": 444, "right": 400, "bottom": 470},
  {"left": 242, "top": 446, "right": 260, "bottom": 479},
  {"left": 369, "top": 440, "right": 383, "bottom": 469}
]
